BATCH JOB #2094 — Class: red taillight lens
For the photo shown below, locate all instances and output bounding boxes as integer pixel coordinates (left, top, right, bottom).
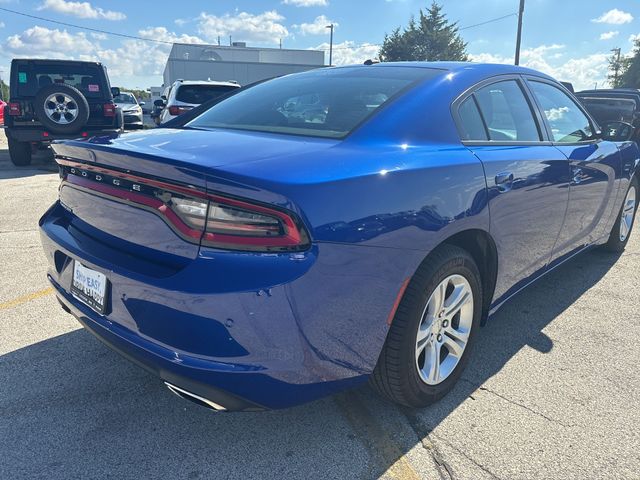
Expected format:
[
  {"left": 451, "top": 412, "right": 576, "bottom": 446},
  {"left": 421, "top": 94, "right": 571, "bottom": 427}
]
[
  {"left": 58, "top": 160, "right": 310, "bottom": 252},
  {"left": 168, "top": 105, "right": 193, "bottom": 116},
  {"left": 8, "top": 102, "right": 21, "bottom": 116},
  {"left": 172, "top": 195, "right": 308, "bottom": 251},
  {"left": 103, "top": 103, "right": 116, "bottom": 116}
]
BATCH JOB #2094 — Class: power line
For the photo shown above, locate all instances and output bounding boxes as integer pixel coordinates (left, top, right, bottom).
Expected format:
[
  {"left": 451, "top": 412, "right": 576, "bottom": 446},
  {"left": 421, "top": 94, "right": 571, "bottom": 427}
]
[
  {"left": 316, "top": 12, "right": 520, "bottom": 51},
  {"left": 0, "top": 6, "right": 175, "bottom": 45},
  {"left": 0, "top": 5, "right": 519, "bottom": 52}
]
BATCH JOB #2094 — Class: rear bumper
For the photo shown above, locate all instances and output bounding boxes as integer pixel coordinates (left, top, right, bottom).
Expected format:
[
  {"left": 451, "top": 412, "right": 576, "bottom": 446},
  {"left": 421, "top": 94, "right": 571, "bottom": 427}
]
[
  {"left": 39, "top": 201, "right": 416, "bottom": 409},
  {"left": 6, "top": 127, "right": 122, "bottom": 143}
]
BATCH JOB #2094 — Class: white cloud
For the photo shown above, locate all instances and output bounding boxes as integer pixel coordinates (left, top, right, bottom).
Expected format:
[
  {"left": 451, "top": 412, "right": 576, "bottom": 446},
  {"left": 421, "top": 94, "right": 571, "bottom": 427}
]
[
  {"left": 470, "top": 45, "right": 610, "bottom": 91},
  {"left": 313, "top": 40, "right": 379, "bottom": 65},
  {"left": 38, "top": 0, "right": 126, "bottom": 21},
  {"left": 599, "top": 31, "right": 619, "bottom": 41},
  {"left": 282, "top": 0, "right": 328, "bottom": 6},
  {"left": 630, "top": 33, "right": 640, "bottom": 45},
  {"left": 4, "top": 26, "right": 95, "bottom": 57},
  {"left": 294, "top": 15, "right": 336, "bottom": 35},
  {"left": 197, "top": 10, "right": 289, "bottom": 44},
  {"left": 592, "top": 9, "right": 633, "bottom": 25}
]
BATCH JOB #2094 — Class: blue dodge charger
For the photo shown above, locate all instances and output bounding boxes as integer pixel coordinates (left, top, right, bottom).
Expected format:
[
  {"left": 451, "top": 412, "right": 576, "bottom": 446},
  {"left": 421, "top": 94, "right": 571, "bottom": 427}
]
[{"left": 40, "top": 62, "right": 639, "bottom": 411}]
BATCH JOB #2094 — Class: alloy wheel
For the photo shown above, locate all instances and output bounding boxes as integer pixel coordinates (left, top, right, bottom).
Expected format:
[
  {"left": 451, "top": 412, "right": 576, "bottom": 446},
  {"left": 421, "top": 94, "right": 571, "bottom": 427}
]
[{"left": 415, "top": 274, "right": 474, "bottom": 385}]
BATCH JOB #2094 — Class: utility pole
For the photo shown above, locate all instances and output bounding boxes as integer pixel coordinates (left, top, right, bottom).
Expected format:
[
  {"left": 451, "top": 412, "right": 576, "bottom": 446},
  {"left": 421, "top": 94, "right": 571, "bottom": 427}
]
[
  {"left": 326, "top": 23, "right": 334, "bottom": 66},
  {"left": 514, "top": 0, "right": 525, "bottom": 65},
  {"left": 611, "top": 47, "right": 622, "bottom": 86}
]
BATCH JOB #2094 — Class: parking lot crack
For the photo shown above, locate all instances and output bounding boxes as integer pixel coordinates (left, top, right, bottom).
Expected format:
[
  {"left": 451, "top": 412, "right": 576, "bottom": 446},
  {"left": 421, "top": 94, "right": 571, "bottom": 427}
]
[{"left": 460, "top": 378, "right": 574, "bottom": 428}]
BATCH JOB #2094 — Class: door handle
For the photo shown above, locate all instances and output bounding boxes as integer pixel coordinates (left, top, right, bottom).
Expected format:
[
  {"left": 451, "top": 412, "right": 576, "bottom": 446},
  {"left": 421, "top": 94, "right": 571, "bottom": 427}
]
[{"left": 495, "top": 172, "right": 514, "bottom": 192}]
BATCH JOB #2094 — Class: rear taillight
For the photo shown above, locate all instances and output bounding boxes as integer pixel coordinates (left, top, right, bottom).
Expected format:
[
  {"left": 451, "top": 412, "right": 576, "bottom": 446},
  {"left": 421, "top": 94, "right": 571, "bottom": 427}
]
[
  {"left": 171, "top": 194, "right": 308, "bottom": 251},
  {"left": 103, "top": 103, "right": 116, "bottom": 117},
  {"left": 58, "top": 160, "right": 310, "bottom": 252},
  {"left": 168, "top": 105, "right": 193, "bottom": 116},
  {"left": 8, "top": 103, "right": 21, "bottom": 116}
]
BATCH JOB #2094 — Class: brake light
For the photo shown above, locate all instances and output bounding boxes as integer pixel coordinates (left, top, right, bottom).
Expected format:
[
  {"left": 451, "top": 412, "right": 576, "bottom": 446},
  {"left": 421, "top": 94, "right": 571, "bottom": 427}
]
[
  {"left": 8, "top": 103, "right": 21, "bottom": 116},
  {"left": 103, "top": 103, "right": 116, "bottom": 117},
  {"left": 58, "top": 160, "right": 310, "bottom": 252},
  {"left": 168, "top": 105, "right": 193, "bottom": 116},
  {"left": 171, "top": 195, "right": 307, "bottom": 251}
]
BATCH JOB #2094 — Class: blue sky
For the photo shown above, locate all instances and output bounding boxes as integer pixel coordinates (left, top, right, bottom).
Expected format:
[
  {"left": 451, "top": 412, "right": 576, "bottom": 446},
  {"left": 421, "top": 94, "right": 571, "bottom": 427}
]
[{"left": 0, "top": 0, "right": 638, "bottom": 90}]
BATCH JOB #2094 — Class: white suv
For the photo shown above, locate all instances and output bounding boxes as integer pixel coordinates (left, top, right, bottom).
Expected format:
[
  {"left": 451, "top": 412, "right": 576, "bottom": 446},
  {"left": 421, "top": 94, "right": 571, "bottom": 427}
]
[{"left": 158, "top": 80, "right": 240, "bottom": 124}]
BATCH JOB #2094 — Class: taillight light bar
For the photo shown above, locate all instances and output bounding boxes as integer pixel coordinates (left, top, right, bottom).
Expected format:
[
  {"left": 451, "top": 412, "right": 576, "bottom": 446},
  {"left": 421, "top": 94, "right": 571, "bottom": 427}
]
[
  {"left": 57, "top": 159, "right": 310, "bottom": 252},
  {"left": 8, "top": 102, "right": 22, "bottom": 116}
]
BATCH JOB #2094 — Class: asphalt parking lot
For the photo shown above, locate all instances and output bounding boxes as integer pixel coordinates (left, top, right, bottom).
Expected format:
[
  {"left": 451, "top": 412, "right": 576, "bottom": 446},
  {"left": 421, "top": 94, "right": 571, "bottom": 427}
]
[{"left": 0, "top": 130, "right": 638, "bottom": 480}]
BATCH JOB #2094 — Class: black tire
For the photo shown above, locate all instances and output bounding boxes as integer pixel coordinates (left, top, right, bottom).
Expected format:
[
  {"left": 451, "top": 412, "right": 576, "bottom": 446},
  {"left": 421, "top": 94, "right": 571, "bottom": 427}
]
[
  {"left": 371, "top": 245, "right": 483, "bottom": 408},
  {"left": 33, "top": 84, "right": 90, "bottom": 134},
  {"left": 602, "top": 176, "right": 639, "bottom": 252},
  {"left": 8, "top": 136, "right": 32, "bottom": 166}
]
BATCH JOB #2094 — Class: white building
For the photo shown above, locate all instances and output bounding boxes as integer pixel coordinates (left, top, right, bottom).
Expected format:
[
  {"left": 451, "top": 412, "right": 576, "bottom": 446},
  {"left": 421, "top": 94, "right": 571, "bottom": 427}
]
[{"left": 162, "top": 43, "right": 326, "bottom": 87}]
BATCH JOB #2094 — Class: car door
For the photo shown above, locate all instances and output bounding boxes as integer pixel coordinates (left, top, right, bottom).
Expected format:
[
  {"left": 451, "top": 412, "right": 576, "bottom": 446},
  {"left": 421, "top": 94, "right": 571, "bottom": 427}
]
[
  {"left": 525, "top": 79, "right": 621, "bottom": 261},
  {"left": 455, "top": 77, "right": 571, "bottom": 301}
]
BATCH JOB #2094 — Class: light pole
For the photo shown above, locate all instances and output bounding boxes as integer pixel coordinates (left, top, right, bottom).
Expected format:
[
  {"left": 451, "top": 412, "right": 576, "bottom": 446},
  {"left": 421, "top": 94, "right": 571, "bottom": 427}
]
[
  {"left": 514, "top": 0, "right": 525, "bottom": 65},
  {"left": 326, "top": 23, "right": 334, "bottom": 66}
]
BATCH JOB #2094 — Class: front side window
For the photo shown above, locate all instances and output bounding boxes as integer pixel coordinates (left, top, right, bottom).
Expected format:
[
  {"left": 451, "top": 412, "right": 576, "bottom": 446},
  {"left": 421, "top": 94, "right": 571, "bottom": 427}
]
[
  {"left": 187, "top": 67, "right": 442, "bottom": 139},
  {"left": 528, "top": 81, "right": 593, "bottom": 143},
  {"left": 473, "top": 80, "right": 540, "bottom": 142}
]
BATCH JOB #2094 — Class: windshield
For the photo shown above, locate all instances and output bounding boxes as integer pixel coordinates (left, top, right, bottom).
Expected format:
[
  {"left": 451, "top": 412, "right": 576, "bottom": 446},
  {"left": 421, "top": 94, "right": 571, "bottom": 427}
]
[
  {"left": 176, "top": 85, "right": 239, "bottom": 104},
  {"left": 579, "top": 96, "right": 637, "bottom": 125},
  {"left": 187, "top": 67, "right": 442, "bottom": 139},
  {"left": 114, "top": 93, "right": 137, "bottom": 104},
  {"left": 15, "top": 63, "right": 107, "bottom": 98}
]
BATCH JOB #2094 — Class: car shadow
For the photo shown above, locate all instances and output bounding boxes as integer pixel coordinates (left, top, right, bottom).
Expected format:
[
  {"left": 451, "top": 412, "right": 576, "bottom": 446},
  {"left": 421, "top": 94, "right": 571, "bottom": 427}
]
[
  {"left": 0, "top": 248, "right": 621, "bottom": 479},
  {"left": 0, "top": 141, "right": 57, "bottom": 179}
]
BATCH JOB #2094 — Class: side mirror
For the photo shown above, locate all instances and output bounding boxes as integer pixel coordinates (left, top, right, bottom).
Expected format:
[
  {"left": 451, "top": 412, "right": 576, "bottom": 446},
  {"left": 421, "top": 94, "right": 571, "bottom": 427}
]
[
  {"left": 602, "top": 121, "right": 635, "bottom": 142},
  {"left": 161, "top": 95, "right": 167, "bottom": 101},
  {"left": 139, "top": 101, "right": 145, "bottom": 106},
  {"left": 154, "top": 99, "right": 165, "bottom": 107},
  {"left": 110, "top": 87, "right": 120, "bottom": 97}
]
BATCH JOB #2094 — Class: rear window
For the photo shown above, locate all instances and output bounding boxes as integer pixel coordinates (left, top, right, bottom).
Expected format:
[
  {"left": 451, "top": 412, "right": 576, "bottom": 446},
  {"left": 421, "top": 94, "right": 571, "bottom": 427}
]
[
  {"left": 578, "top": 96, "right": 636, "bottom": 125},
  {"left": 175, "top": 85, "right": 239, "bottom": 104},
  {"left": 187, "top": 67, "right": 442, "bottom": 139},
  {"left": 15, "top": 63, "right": 108, "bottom": 98}
]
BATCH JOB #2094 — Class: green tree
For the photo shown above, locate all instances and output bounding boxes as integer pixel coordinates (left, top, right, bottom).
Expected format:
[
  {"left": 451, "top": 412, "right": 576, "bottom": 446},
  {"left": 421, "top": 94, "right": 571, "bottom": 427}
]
[
  {"left": 379, "top": 2, "right": 468, "bottom": 62},
  {"left": 617, "top": 39, "right": 640, "bottom": 88},
  {"left": 0, "top": 79, "right": 8, "bottom": 102}
]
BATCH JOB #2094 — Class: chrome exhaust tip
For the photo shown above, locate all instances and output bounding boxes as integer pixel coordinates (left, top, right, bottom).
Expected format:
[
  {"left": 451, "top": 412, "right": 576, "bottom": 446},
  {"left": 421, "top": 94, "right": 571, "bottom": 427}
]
[{"left": 164, "top": 382, "right": 227, "bottom": 411}]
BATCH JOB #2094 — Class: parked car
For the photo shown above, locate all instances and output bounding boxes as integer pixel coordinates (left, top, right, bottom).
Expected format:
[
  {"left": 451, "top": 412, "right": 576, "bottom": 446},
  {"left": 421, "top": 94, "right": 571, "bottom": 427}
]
[
  {"left": 40, "top": 63, "right": 639, "bottom": 411},
  {"left": 4, "top": 58, "right": 123, "bottom": 166},
  {"left": 156, "top": 79, "right": 240, "bottom": 124},
  {"left": 575, "top": 88, "right": 640, "bottom": 143},
  {"left": 113, "top": 91, "right": 144, "bottom": 129}
]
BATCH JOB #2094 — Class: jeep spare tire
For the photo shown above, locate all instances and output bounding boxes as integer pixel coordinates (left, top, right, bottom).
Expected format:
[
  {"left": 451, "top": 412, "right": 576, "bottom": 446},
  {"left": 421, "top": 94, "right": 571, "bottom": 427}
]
[{"left": 34, "top": 84, "right": 90, "bottom": 134}]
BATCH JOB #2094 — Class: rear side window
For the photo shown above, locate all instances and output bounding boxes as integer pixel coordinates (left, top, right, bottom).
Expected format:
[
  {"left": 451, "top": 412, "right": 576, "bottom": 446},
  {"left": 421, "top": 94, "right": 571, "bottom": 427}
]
[
  {"left": 529, "top": 81, "right": 593, "bottom": 142},
  {"left": 474, "top": 80, "right": 540, "bottom": 142},
  {"left": 15, "top": 64, "right": 107, "bottom": 98},
  {"left": 175, "top": 85, "right": 239, "bottom": 104},
  {"left": 458, "top": 97, "right": 488, "bottom": 140}
]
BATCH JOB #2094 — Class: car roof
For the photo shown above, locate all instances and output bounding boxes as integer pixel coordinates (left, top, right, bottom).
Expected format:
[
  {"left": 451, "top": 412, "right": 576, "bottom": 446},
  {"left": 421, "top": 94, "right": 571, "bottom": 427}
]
[
  {"left": 174, "top": 80, "right": 240, "bottom": 87},
  {"left": 11, "top": 58, "right": 104, "bottom": 67},
  {"left": 353, "top": 61, "right": 555, "bottom": 78}
]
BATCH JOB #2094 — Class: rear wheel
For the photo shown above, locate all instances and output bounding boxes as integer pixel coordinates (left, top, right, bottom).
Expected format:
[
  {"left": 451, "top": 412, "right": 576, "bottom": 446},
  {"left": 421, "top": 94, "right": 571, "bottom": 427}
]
[
  {"left": 8, "top": 136, "right": 32, "bottom": 166},
  {"left": 371, "top": 245, "right": 482, "bottom": 408},
  {"left": 603, "top": 177, "right": 638, "bottom": 252}
]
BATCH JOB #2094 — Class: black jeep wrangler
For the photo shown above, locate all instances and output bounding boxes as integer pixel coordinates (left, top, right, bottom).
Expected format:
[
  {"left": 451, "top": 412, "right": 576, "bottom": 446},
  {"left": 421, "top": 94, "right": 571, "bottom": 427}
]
[{"left": 3, "top": 59, "right": 123, "bottom": 166}]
